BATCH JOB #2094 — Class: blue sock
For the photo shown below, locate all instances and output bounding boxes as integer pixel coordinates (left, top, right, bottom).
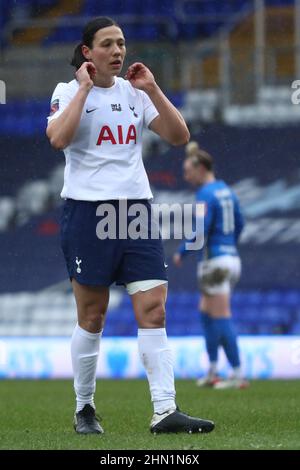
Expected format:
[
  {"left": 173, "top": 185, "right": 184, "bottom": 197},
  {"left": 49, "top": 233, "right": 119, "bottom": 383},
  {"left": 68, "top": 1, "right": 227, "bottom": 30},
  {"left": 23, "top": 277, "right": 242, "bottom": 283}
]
[
  {"left": 201, "top": 313, "right": 219, "bottom": 363},
  {"left": 215, "top": 318, "right": 240, "bottom": 368}
]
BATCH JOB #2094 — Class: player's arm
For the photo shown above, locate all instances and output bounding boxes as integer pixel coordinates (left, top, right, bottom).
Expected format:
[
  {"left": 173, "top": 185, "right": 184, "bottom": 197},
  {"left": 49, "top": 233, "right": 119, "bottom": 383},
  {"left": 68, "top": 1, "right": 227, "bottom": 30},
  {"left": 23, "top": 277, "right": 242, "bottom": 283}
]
[
  {"left": 148, "top": 91, "right": 190, "bottom": 146},
  {"left": 126, "top": 62, "right": 190, "bottom": 146},
  {"left": 233, "top": 194, "right": 245, "bottom": 243},
  {"left": 46, "top": 62, "right": 96, "bottom": 150}
]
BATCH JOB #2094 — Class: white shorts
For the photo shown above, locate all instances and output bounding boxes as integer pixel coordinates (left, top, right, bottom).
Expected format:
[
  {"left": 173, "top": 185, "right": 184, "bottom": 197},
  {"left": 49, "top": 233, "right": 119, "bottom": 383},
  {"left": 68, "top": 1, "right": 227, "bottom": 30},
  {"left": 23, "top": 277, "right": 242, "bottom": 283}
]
[
  {"left": 197, "top": 255, "right": 241, "bottom": 295},
  {"left": 126, "top": 279, "right": 168, "bottom": 296}
]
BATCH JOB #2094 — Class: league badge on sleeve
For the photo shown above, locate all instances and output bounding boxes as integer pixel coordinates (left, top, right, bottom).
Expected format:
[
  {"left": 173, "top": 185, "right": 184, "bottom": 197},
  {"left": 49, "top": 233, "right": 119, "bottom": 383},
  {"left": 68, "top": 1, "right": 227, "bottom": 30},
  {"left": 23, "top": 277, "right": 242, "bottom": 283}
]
[{"left": 50, "top": 98, "right": 60, "bottom": 116}]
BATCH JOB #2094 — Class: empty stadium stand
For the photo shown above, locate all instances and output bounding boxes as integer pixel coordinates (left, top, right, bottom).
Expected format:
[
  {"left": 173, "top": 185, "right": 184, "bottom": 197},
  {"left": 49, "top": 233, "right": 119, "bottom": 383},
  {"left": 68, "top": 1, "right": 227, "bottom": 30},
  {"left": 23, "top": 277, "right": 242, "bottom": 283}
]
[{"left": 2, "top": 0, "right": 294, "bottom": 45}]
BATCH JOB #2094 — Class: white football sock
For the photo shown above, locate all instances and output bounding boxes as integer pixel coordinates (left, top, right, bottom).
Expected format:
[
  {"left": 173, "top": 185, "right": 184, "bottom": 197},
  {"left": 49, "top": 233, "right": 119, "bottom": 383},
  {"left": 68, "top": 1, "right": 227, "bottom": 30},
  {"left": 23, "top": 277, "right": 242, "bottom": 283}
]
[
  {"left": 71, "top": 323, "right": 102, "bottom": 414},
  {"left": 208, "top": 362, "right": 218, "bottom": 376},
  {"left": 232, "top": 366, "right": 242, "bottom": 379},
  {"left": 138, "top": 328, "right": 176, "bottom": 414}
]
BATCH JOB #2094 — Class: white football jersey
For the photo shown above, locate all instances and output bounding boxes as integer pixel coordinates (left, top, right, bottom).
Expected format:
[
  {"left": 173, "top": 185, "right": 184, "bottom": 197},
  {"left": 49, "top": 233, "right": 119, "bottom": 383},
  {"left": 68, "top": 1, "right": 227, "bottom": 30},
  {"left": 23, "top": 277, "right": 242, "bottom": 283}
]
[{"left": 47, "top": 77, "right": 159, "bottom": 201}]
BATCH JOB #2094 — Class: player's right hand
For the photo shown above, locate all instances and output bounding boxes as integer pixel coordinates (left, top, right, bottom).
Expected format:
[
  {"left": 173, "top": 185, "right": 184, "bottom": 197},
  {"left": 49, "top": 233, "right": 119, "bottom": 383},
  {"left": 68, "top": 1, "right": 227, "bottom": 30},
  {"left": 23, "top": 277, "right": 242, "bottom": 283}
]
[
  {"left": 76, "top": 62, "right": 96, "bottom": 90},
  {"left": 173, "top": 253, "right": 182, "bottom": 267}
]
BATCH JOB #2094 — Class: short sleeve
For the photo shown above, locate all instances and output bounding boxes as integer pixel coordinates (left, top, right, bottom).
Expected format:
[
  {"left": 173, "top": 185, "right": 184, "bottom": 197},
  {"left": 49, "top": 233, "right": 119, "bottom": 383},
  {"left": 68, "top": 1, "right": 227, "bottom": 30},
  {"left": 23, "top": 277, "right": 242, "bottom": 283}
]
[
  {"left": 47, "top": 82, "right": 74, "bottom": 123},
  {"left": 141, "top": 90, "right": 159, "bottom": 128}
]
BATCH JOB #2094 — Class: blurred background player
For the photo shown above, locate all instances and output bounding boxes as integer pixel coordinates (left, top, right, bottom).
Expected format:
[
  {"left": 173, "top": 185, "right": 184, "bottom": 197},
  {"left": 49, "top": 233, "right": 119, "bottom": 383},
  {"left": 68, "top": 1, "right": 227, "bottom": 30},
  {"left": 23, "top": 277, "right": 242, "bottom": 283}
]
[{"left": 173, "top": 142, "right": 248, "bottom": 389}]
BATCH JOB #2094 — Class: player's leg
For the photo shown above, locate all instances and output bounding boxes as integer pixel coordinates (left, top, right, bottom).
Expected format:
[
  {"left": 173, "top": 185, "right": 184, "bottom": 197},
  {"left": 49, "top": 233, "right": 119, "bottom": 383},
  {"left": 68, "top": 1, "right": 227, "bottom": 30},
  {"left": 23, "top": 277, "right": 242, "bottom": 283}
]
[
  {"left": 212, "top": 304, "right": 249, "bottom": 390},
  {"left": 203, "top": 257, "right": 248, "bottom": 389},
  {"left": 60, "top": 199, "right": 120, "bottom": 432},
  {"left": 129, "top": 281, "right": 214, "bottom": 434},
  {"left": 130, "top": 281, "right": 175, "bottom": 413},
  {"left": 196, "top": 293, "right": 226, "bottom": 386},
  {"left": 120, "top": 200, "right": 214, "bottom": 433},
  {"left": 196, "top": 259, "right": 229, "bottom": 386},
  {"left": 71, "top": 279, "right": 109, "bottom": 433},
  {"left": 205, "top": 292, "right": 242, "bottom": 377}
]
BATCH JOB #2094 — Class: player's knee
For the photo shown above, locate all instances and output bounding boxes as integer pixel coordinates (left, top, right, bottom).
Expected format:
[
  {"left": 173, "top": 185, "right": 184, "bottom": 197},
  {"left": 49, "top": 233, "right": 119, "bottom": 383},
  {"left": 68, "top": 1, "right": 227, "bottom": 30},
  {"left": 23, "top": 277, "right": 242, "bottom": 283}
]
[
  {"left": 79, "top": 302, "right": 108, "bottom": 332},
  {"left": 200, "top": 293, "right": 211, "bottom": 313},
  {"left": 144, "top": 302, "right": 166, "bottom": 328}
]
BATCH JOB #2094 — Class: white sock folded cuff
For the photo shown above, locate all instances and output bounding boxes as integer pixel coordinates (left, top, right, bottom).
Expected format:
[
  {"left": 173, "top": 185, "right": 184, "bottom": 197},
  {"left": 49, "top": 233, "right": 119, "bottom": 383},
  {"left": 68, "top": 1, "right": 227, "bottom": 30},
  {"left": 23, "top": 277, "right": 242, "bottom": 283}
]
[
  {"left": 76, "top": 323, "right": 103, "bottom": 340},
  {"left": 138, "top": 327, "right": 167, "bottom": 336}
]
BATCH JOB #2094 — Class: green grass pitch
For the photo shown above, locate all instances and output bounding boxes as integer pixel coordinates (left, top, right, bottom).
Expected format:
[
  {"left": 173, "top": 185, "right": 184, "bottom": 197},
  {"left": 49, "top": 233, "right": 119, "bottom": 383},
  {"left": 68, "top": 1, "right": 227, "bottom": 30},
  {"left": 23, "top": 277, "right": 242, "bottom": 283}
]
[{"left": 0, "top": 379, "right": 299, "bottom": 450}]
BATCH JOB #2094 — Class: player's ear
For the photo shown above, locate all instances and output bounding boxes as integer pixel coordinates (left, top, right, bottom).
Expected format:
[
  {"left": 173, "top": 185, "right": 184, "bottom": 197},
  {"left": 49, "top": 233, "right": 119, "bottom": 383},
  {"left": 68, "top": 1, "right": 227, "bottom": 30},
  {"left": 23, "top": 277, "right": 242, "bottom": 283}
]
[{"left": 82, "top": 45, "right": 91, "bottom": 60}]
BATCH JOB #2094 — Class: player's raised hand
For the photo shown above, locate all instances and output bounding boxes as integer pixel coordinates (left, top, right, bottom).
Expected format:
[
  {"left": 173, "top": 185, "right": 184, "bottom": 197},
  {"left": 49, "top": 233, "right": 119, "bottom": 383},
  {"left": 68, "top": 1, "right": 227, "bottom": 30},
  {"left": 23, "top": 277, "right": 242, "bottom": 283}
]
[
  {"left": 76, "top": 62, "right": 96, "bottom": 90},
  {"left": 125, "top": 62, "right": 156, "bottom": 92}
]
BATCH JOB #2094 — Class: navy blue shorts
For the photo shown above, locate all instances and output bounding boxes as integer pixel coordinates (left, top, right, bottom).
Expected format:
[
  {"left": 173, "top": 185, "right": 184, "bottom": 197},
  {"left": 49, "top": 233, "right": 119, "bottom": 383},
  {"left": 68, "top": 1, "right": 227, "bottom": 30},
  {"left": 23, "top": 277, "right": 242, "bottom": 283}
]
[{"left": 61, "top": 199, "right": 168, "bottom": 287}]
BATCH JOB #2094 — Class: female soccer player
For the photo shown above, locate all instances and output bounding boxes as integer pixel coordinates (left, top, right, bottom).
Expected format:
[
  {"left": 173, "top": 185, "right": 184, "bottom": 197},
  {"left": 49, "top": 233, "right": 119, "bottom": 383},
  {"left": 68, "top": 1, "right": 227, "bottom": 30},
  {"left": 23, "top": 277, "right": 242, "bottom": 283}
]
[
  {"left": 173, "top": 142, "right": 248, "bottom": 389},
  {"left": 46, "top": 17, "right": 214, "bottom": 434}
]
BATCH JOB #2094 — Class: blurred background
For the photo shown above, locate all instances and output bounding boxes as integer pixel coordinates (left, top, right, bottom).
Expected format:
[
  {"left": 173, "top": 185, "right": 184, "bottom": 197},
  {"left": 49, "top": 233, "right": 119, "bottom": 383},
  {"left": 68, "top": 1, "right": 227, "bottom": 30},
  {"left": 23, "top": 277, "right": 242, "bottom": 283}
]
[{"left": 1, "top": 0, "right": 300, "bottom": 380}]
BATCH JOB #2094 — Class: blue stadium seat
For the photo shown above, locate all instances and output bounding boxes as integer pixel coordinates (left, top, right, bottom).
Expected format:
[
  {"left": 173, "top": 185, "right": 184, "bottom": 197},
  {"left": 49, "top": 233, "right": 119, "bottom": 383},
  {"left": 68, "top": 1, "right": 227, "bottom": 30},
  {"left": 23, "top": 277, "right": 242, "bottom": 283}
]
[
  {"left": 1, "top": 114, "right": 16, "bottom": 134},
  {"left": 238, "top": 307, "right": 261, "bottom": 321},
  {"left": 141, "top": 0, "right": 158, "bottom": 15},
  {"left": 178, "top": 23, "right": 202, "bottom": 40},
  {"left": 280, "top": 291, "right": 300, "bottom": 306},
  {"left": 166, "top": 91, "right": 185, "bottom": 108},
  {"left": 262, "top": 307, "right": 286, "bottom": 321},
  {"left": 290, "top": 322, "right": 300, "bottom": 334},
  {"left": 82, "top": 0, "right": 131, "bottom": 16},
  {"left": 263, "top": 290, "right": 283, "bottom": 305},
  {"left": 43, "top": 20, "right": 83, "bottom": 45},
  {"left": 33, "top": 0, "right": 56, "bottom": 7},
  {"left": 232, "top": 291, "right": 246, "bottom": 305},
  {"left": 244, "top": 291, "right": 263, "bottom": 305},
  {"left": 120, "top": 0, "right": 140, "bottom": 15},
  {"left": 266, "top": 0, "right": 294, "bottom": 5}
]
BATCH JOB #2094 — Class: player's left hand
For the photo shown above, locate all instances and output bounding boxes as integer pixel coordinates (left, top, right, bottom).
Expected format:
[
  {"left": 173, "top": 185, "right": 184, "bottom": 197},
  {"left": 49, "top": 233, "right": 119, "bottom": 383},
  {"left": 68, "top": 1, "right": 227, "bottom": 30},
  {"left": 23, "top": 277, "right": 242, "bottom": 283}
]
[{"left": 125, "top": 62, "right": 156, "bottom": 92}]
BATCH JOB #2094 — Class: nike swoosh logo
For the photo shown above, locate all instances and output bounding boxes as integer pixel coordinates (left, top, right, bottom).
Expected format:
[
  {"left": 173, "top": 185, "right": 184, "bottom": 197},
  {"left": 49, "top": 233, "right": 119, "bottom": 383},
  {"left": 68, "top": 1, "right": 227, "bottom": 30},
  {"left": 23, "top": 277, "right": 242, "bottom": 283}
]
[{"left": 86, "top": 108, "right": 98, "bottom": 114}]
